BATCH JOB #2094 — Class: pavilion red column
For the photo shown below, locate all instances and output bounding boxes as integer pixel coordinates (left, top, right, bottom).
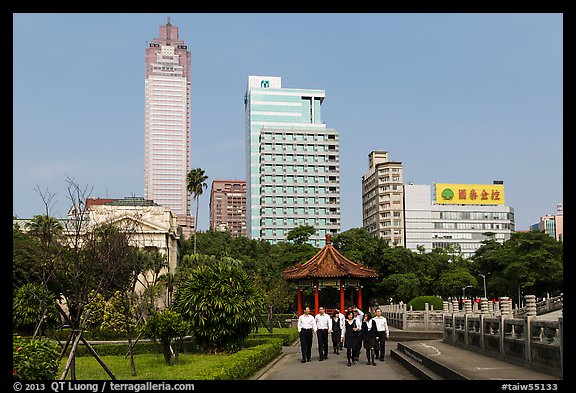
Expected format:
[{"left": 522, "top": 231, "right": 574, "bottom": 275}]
[
  {"left": 314, "top": 279, "right": 319, "bottom": 314},
  {"left": 297, "top": 287, "right": 303, "bottom": 316},
  {"left": 357, "top": 284, "right": 363, "bottom": 310},
  {"left": 340, "top": 278, "right": 345, "bottom": 312}
]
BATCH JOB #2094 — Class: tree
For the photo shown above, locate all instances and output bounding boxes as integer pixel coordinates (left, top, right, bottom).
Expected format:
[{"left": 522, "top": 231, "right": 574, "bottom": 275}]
[
  {"left": 173, "top": 257, "right": 265, "bottom": 353},
  {"left": 141, "top": 309, "right": 189, "bottom": 365},
  {"left": 332, "top": 227, "right": 390, "bottom": 267},
  {"left": 186, "top": 168, "right": 209, "bottom": 254},
  {"left": 53, "top": 177, "right": 143, "bottom": 380},
  {"left": 13, "top": 283, "right": 60, "bottom": 336},
  {"left": 26, "top": 214, "right": 63, "bottom": 246},
  {"left": 500, "top": 231, "right": 563, "bottom": 302},
  {"left": 286, "top": 225, "right": 316, "bottom": 245}
]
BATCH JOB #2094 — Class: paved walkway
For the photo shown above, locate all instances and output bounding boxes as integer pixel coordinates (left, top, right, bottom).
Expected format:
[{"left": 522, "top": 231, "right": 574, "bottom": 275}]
[
  {"left": 251, "top": 324, "right": 562, "bottom": 381},
  {"left": 251, "top": 335, "right": 418, "bottom": 380},
  {"left": 396, "top": 339, "right": 561, "bottom": 380}
]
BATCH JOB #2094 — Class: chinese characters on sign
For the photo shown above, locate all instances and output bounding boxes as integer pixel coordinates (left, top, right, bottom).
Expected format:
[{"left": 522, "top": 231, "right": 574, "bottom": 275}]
[{"left": 436, "top": 183, "right": 505, "bottom": 205}]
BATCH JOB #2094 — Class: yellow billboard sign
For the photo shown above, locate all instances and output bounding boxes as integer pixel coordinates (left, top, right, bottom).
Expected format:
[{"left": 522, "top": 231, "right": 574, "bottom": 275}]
[{"left": 435, "top": 183, "right": 505, "bottom": 205}]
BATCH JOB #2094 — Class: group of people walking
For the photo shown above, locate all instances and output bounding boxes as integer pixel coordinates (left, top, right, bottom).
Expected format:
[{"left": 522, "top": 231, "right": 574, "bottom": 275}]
[{"left": 297, "top": 306, "right": 390, "bottom": 367}]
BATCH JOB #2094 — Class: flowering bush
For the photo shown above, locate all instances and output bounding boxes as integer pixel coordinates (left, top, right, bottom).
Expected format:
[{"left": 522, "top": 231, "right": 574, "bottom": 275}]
[{"left": 13, "top": 336, "right": 60, "bottom": 380}]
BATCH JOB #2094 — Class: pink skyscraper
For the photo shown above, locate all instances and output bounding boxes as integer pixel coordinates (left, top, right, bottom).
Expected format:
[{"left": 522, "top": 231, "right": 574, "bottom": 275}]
[{"left": 144, "top": 17, "right": 194, "bottom": 238}]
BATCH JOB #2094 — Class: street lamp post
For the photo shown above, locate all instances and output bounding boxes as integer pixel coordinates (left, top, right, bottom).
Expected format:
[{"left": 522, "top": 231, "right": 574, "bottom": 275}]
[
  {"left": 462, "top": 285, "right": 472, "bottom": 299},
  {"left": 479, "top": 273, "right": 490, "bottom": 299}
]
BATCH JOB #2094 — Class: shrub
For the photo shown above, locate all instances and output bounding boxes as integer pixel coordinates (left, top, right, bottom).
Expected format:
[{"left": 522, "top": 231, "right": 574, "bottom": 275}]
[
  {"left": 173, "top": 258, "right": 265, "bottom": 353},
  {"left": 13, "top": 336, "right": 60, "bottom": 380},
  {"left": 407, "top": 295, "right": 443, "bottom": 311},
  {"left": 141, "top": 309, "right": 189, "bottom": 365},
  {"left": 13, "top": 283, "right": 60, "bottom": 335}
]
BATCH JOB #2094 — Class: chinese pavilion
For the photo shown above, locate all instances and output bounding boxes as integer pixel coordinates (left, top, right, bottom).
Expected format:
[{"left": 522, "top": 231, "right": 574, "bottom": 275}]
[{"left": 282, "top": 234, "right": 379, "bottom": 315}]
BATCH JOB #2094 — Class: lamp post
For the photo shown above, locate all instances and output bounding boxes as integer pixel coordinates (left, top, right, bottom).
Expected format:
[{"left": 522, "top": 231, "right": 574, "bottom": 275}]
[
  {"left": 479, "top": 273, "right": 490, "bottom": 299},
  {"left": 462, "top": 285, "right": 472, "bottom": 299}
]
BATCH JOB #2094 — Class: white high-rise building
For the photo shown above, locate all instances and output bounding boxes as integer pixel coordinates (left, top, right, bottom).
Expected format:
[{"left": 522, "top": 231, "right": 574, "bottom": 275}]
[
  {"left": 244, "top": 76, "right": 340, "bottom": 247},
  {"left": 144, "top": 18, "right": 194, "bottom": 238},
  {"left": 361, "top": 151, "right": 405, "bottom": 246}
]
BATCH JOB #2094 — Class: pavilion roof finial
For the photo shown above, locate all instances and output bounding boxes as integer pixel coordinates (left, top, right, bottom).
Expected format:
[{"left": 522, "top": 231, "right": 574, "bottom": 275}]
[
  {"left": 325, "top": 233, "right": 331, "bottom": 245},
  {"left": 166, "top": 16, "right": 171, "bottom": 26}
]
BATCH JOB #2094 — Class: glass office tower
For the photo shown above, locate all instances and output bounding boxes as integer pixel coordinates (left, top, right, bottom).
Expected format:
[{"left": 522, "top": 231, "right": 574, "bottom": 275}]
[{"left": 245, "top": 76, "right": 340, "bottom": 247}]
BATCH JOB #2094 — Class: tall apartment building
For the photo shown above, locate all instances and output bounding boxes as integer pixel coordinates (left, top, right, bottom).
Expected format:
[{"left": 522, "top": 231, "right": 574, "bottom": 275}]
[
  {"left": 144, "top": 17, "right": 194, "bottom": 238},
  {"left": 209, "top": 180, "right": 247, "bottom": 237},
  {"left": 530, "top": 203, "right": 563, "bottom": 241},
  {"left": 244, "top": 76, "right": 340, "bottom": 248},
  {"left": 361, "top": 151, "right": 404, "bottom": 246},
  {"left": 404, "top": 182, "right": 515, "bottom": 259}
]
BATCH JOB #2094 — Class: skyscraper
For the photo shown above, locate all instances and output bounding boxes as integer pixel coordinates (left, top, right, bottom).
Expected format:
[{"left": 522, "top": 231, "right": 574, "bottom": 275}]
[
  {"left": 144, "top": 17, "right": 194, "bottom": 238},
  {"left": 245, "top": 76, "right": 340, "bottom": 247}
]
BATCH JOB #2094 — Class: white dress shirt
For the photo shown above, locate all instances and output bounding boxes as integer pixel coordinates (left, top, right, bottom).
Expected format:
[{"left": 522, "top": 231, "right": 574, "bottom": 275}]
[
  {"left": 298, "top": 314, "right": 317, "bottom": 332},
  {"left": 315, "top": 313, "right": 333, "bottom": 330},
  {"left": 372, "top": 315, "right": 390, "bottom": 336},
  {"left": 354, "top": 308, "right": 364, "bottom": 327},
  {"left": 332, "top": 316, "right": 345, "bottom": 338}
]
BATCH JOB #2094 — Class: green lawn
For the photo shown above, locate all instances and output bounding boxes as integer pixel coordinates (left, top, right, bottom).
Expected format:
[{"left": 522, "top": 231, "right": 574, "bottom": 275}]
[
  {"left": 59, "top": 353, "right": 230, "bottom": 380},
  {"left": 57, "top": 328, "right": 297, "bottom": 380}
]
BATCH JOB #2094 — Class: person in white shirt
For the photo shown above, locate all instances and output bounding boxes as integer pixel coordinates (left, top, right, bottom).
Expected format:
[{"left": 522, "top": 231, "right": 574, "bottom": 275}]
[
  {"left": 361, "top": 312, "right": 377, "bottom": 366},
  {"left": 314, "top": 306, "right": 332, "bottom": 361},
  {"left": 372, "top": 308, "right": 390, "bottom": 361},
  {"left": 297, "top": 306, "right": 317, "bottom": 363},
  {"left": 343, "top": 310, "right": 360, "bottom": 366},
  {"left": 330, "top": 309, "right": 345, "bottom": 355},
  {"left": 352, "top": 307, "right": 364, "bottom": 362},
  {"left": 337, "top": 309, "right": 345, "bottom": 351}
]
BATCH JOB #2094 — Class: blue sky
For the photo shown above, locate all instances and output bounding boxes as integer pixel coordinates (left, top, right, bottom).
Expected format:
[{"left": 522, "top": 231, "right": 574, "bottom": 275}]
[{"left": 13, "top": 13, "right": 563, "bottom": 232}]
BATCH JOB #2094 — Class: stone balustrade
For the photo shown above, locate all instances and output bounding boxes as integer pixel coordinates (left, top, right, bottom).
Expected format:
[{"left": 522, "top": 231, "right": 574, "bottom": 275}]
[
  {"left": 382, "top": 294, "right": 563, "bottom": 378},
  {"left": 443, "top": 313, "right": 562, "bottom": 378},
  {"left": 381, "top": 303, "right": 444, "bottom": 331}
]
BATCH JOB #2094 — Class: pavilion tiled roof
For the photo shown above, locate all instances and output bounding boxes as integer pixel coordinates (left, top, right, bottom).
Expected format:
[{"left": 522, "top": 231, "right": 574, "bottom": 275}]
[{"left": 282, "top": 234, "right": 378, "bottom": 281}]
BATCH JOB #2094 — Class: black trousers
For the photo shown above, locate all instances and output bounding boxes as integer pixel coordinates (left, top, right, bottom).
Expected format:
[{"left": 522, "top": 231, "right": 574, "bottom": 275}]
[
  {"left": 331, "top": 330, "right": 341, "bottom": 351},
  {"left": 374, "top": 331, "right": 387, "bottom": 359},
  {"left": 317, "top": 329, "right": 329, "bottom": 358},
  {"left": 353, "top": 332, "right": 363, "bottom": 359},
  {"left": 299, "top": 328, "right": 313, "bottom": 361}
]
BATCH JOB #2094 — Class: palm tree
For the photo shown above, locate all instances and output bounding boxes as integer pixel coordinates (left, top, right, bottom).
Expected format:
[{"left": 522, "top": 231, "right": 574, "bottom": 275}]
[
  {"left": 26, "top": 214, "right": 63, "bottom": 246},
  {"left": 186, "top": 168, "right": 208, "bottom": 254}
]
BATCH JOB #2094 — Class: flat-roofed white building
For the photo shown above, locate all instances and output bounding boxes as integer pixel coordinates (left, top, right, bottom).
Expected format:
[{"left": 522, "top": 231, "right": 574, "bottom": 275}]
[{"left": 404, "top": 182, "right": 515, "bottom": 259}]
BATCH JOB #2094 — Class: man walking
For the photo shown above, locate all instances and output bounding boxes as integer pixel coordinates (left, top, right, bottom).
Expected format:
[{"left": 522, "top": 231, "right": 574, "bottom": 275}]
[
  {"left": 373, "top": 308, "right": 390, "bottom": 361},
  {"left": 298, "top": 306, "right": 317, "bottom": 363},
  {"left": 314, "top": 306, "right": 332, "bottom": 361}
]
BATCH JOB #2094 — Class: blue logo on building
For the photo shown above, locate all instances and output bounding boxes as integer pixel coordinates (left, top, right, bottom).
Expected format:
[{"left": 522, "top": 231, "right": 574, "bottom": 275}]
[{"left": 261, "top": 80, "right": 270, "bottom": 88}]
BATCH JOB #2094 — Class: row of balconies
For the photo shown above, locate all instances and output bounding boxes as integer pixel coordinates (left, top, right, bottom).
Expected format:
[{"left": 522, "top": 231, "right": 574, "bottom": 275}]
[
  {"left": 260, "top": 166, "right": 339, "bottom": 174},
  {"left": 259, "top": 134, "right": 338, "bottom": 143},
  {"left": 260, "top": 144, "right": 339, "bottom": 152},
  {"left": 259, "top": 156, "right": 339, "bottom": 164}
]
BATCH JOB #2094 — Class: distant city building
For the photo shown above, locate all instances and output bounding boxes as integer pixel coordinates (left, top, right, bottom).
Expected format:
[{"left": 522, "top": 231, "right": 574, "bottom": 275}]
[
  {"left": 209, "top": 180, "right": 247, "bottom": 237},
  {"left": 144, "top": 17, "right": 194, "bottom": 239},
  {"left": 361, "top": 150, "right": 404, "bottom": 246},
  {"left": 530, "top": 203, "right": 563, "bottom": 242},
  {"left": 244, "top": 75, "right": 340, "bottom": 247},
  {"left": 404, "top": 182, "right": 515, "bottom": 259}
]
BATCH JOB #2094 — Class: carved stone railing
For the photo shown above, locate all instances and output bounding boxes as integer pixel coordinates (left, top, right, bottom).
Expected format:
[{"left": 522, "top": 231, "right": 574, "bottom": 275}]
[
  {"left": 443, "top": 313, "right": 562, "bottom": 378},
  {"left": 381, "top": 303, "right": 444, "bottom": 331},
  {"left": 514, "top": 293, "right": 563, "bottom": 318}
]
